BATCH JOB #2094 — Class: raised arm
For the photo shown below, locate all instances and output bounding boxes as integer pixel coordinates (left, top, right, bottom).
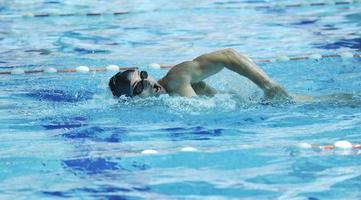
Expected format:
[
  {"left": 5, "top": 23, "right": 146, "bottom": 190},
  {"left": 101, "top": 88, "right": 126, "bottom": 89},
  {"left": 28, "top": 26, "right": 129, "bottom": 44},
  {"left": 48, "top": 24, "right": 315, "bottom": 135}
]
[{"left": 160, "top": 49, "right": 289, "bottom": 99}]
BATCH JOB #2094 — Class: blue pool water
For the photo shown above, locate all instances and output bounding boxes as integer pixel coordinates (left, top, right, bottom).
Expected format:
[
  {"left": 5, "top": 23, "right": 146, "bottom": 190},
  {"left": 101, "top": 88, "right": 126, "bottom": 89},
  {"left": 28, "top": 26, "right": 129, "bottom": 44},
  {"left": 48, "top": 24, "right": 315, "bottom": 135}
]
[{"left": 1, "top": 0, "right": 361, "bottom": 199}]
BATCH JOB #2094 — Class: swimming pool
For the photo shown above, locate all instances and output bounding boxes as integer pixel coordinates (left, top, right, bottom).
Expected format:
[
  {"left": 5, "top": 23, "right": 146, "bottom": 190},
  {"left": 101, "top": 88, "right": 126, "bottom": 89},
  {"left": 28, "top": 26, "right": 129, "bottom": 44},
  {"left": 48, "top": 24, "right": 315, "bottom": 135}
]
[{"left": 1, "top": 0, "right": 361, "bottom": 199}]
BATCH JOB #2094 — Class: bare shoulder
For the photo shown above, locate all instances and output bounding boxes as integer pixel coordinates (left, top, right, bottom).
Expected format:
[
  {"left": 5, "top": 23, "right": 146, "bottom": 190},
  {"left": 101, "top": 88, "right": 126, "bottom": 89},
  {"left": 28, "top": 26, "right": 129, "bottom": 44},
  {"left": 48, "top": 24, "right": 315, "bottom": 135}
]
[
  {"left": 157, "top": 49, "right": 239, "bottom": 97},
  {"left": 193, "top": 48, "right": 237, "bottom": 63},
  {"left": 163, "top": 49, "right": 236, "bottom": 82},
  {"left": 161, "top": 60, "right": 199, "bottom": 83},
  {"left": 166, "top": 60, "right": 200, "bottom": 77},
  {"left": 158, "top": 60, "right": 199, "bottom": 95}
]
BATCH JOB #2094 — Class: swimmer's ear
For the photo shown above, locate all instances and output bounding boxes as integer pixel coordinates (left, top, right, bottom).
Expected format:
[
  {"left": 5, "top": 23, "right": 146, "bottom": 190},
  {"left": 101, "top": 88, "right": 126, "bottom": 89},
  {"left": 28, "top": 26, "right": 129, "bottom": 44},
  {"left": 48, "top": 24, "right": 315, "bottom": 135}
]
[
  {"left": 108, "top": 70, "right": 136, "bottom": 97},
  {"left": 109, "top": 73, "right": 121, "bottom": 97}
]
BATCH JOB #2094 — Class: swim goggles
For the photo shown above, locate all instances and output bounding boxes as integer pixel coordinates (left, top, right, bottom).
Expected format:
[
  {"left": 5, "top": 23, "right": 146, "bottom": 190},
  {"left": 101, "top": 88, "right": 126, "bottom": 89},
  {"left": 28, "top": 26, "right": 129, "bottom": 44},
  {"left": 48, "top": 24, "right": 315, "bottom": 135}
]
[{"left": 132, "top": 71, "right": 148, "bottom": 96}]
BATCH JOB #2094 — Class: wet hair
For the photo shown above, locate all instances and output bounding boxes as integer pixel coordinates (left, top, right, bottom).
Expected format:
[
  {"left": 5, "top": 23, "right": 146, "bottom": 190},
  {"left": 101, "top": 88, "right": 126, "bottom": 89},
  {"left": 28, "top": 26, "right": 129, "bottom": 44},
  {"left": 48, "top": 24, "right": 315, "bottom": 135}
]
[{"left": 108, "top": 70, "right": 136, "bottom": 97}]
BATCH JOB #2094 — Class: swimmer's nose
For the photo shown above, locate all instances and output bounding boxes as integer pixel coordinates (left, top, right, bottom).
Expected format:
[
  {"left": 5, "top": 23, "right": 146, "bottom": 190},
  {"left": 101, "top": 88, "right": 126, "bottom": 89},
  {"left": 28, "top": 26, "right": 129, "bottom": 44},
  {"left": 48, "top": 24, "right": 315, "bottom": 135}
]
[{"left": 144, "top": 80, "right": 151, "bottom": 89}]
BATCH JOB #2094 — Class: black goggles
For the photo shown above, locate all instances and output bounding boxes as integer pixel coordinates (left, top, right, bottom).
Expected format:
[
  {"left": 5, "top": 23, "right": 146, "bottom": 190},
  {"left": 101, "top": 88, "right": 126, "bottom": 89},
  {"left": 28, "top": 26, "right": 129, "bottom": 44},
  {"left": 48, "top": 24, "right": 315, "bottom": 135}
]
[{"left": 132, "top": 71, "right": 148, "bottom": 96}]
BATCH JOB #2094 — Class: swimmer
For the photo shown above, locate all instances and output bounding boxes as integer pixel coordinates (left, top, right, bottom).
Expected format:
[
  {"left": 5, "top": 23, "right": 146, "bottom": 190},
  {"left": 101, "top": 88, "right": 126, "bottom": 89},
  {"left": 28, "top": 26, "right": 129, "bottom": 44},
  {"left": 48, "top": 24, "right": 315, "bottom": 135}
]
[{"left": 109, "top": 49, "right": 290, "bottom": 100}]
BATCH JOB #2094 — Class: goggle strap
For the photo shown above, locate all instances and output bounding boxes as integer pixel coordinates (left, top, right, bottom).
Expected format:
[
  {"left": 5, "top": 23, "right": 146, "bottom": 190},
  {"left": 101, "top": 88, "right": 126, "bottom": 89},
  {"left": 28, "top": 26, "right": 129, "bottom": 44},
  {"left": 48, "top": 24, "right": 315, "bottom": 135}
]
[{"left": 140, "top": 71, "right": 148, "bottom": 79}]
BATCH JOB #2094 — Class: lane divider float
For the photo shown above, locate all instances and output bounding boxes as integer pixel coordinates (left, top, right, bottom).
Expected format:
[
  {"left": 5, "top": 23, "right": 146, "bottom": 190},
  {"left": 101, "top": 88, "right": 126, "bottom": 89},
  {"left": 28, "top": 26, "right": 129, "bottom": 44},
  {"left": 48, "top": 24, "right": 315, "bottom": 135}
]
[
  {"left": 231, "top": 0, "right": 361, "bottom": 9},
  {"left": 157, "top": 52, "right": 361, "bottom": 69},
  {"left": 5, "top": 0, "right": 359, "bottom": 19},
  {"left": 298, "top": 140, "right": 361, "bottom": 150},
  {"left": 139, "top": 141, "right": 360, "bottom": 156},
  {"left": 1, "top": 52, "right": 360, "bottom": 76},
  {"left": 141, "top": 147, "right": 198, "bottom": 155},
  {"left": 139, "top": 140, "right": 361, "bottom": 156},
  {"left": 1, "top": 66, "right": 137, "bottom": 75},
  {"left": 21, "top": 11, "right": 129, "bottom": 18}
]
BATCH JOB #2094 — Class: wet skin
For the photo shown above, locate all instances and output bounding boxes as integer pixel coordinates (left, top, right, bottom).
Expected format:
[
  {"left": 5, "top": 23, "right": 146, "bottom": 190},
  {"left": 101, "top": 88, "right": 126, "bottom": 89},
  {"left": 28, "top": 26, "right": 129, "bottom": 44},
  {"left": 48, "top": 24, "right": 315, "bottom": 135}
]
[{"left": 129, "top": 49, "right": 289, "bottom": 100}]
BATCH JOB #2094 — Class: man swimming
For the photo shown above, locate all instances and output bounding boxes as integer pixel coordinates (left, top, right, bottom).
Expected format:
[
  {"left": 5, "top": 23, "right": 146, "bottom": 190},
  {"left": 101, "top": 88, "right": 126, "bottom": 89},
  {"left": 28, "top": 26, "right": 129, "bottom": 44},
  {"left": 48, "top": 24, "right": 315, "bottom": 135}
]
[{"left": 109, "top": 49, "right": 289, "bottom": 100}]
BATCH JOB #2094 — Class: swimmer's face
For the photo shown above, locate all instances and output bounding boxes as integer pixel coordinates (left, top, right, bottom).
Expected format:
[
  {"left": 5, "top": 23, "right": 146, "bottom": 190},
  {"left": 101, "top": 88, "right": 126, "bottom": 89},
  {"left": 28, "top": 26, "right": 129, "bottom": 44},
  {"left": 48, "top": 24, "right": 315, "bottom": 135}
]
[
  {"left": 109, "top": 69, "right": 166, "bottom": 98},
  {"left": 129, "top": 70, "right": 166, "bottom": 98}
]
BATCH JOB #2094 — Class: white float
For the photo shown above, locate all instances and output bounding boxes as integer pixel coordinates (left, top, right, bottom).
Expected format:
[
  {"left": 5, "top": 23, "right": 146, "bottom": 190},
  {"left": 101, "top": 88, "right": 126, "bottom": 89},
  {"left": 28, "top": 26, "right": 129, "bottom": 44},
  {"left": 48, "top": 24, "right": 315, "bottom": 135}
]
[
  {"left": 276, "top": 56, "right": 290, "bottom": 62},
  {"left": 180, "top": 147, "right": 198, "bottom": 152},
  {"left": 148, "top": 63, "right": 161, "bottom": 69},
  {"left": 338, "top": 52, "right": 354, "bottom": 59},
  {"left": 297, "top": 142, "right": 312, "bottom": 149},
  {"left": 23, "top": 12, "right": 34, "bottom": 17},
  {"left": 334, "top": 140, "right": 352, "bottom": 149},
  {"left": 76, "top": 66, "right": 90, "bottom": 73},
  {"left": 309, "top": 54, "right": 322, "bottom": 60},
  {"left": 11, "top": 68, "right": 25, "bottom": 75},
  {"left": 141, "top": 149, "right": 158, "bottom": 154},
  {"left": 105, "top": 65, "right": 120, "bottom": 71},
  {"left": 44, "top": 67, "right": 57, "bottom": 73}
]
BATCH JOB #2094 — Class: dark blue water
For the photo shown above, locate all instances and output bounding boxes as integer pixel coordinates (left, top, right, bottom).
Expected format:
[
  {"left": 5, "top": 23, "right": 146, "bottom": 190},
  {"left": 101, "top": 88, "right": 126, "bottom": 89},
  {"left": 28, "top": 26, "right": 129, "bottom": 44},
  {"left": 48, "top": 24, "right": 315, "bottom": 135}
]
[{"left": 0, "top": 0, "right": 361, "bottom": 199}]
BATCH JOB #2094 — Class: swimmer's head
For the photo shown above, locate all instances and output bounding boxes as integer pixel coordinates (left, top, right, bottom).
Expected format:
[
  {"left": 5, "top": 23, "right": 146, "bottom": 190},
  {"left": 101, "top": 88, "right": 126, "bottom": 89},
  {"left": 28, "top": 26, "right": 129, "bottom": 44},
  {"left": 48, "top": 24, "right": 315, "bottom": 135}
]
[{"left": 109, "top": 69, "right": 166, "bottom": 98}]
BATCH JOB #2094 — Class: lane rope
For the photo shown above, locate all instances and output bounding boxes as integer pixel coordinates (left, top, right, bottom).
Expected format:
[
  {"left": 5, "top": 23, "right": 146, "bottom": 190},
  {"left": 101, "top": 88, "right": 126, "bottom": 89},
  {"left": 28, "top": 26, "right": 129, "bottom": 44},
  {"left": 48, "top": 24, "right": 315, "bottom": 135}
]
[
  {"left": 298, "top": 140, "right": 361, "bottom": 150},
  {"left": 1, "top": 52, "right": 359, "bottom": 76},
  {"left": 0, "top": 0, "right": 359, "bottom": 19},
  {"left": 0, "top": 66, "right": 138, "bottom": 75},
  {"left": 139, "top": 140, "right": 361, "bottom": 156}
]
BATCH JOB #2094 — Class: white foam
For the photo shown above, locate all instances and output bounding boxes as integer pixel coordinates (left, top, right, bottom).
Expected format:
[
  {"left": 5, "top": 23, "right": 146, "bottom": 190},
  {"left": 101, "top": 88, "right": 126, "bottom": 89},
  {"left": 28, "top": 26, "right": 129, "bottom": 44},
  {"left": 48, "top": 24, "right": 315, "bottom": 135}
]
[
  {"left": 180, "top": 147, "right": 198, "bottom": 152},
  {"left": 11, "top": 68, "right": 25, "bottom": 75},
  {"left": 297, "top": 142, "right": 312, "bottom": 149},
  {"left": 148, "top": 63, "right": 161, "bottom": 69},
  {"left": 43, "top": 67, "right": 57, "bottom": 73},
  {"left": 141, "top": 149, "right": 158, "bottom": 154},
  {"left": 334, "top": 141, "right": 352, "bottom": 149},
  {"left": 309, "top": 54, "right": 322, "bottom": 60},
  {"left": 105, "top": 65, "right": 119, "bottom": 71},
  {"left": 159, "top": 93, "right": 238, "bottom": 114},
  {"left": 76, "top": 66, "right": 90, "bottom": 73},
  {"left": 276, "top": 56, "right": 290, "bottom": 62}
]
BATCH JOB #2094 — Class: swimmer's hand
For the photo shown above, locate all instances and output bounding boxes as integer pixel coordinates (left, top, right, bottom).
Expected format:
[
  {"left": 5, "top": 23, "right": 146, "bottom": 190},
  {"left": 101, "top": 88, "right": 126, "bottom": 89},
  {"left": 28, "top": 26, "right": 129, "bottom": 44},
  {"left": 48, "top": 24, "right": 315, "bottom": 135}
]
[{"left": 264, "top": 83, "right": 291, "bottom": 101}]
